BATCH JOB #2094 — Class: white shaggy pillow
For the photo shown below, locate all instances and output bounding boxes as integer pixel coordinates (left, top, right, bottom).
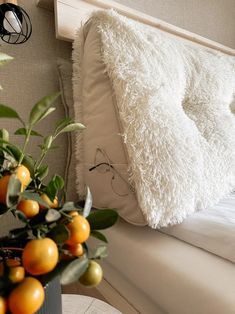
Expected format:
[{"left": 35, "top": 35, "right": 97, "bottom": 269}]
[{"left": 74, "top": 10, "right": 235, "bottom": 228}]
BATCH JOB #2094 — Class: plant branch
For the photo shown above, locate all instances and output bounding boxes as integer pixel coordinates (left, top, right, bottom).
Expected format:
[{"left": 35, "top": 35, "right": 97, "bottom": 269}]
[{"left": 18, "top": 128, "right": 32, "bottom": 165}]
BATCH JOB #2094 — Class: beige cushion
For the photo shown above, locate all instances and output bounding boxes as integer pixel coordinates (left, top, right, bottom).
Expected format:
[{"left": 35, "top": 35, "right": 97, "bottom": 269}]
[
  {"left": 99, "top": 218, "right": 235, "bottom": 314},
  {"left": 72, "top": 22, "right": 147, "bottom": 225}
]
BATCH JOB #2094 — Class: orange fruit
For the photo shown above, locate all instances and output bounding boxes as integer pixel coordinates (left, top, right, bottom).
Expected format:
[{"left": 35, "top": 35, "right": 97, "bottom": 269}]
[
  {"left": 68, "top": 243, "right": 84, "bottom": 257},
  {"left": 0, "top": 175, "right": 10, "bottom": 204},
  {"left": 79, "top": 260, "right": 103, "bottom": 287},
  {"left": 6, "top": 259, "right": 21, "bottom": 267},
  {"left": 39, "top": 194, "right": 58, "bottom": 209},
  {"left": 60, "top": 252, "right": 73, "bottom": 261},
  {"left": 17, "top": 199, "right": 39, "bottom": 219},
  {"left": 22, "top": 238, "right": 59, "bottom": 275},
  {"left": 9, "top": 266, "right": 25, "bottom": 284},
  {"left": 15, "top": 165, "right": 31, "bottom": 189},
  {"left": 8, "top": 277, "right": 44, "bottom": 314},
  {"left": 69, "top": 210, "right": 79, "bottom": 217},
  {"left": 0, "top": 296, "right": 7, "bottom": 314},
  {"left": 66, "top": 214, "right": 90, "bottom": 245},
  {"left": 0, "top": 259, "right": 21, "bottom": 276},
  {"left": 0, "top": 165, "right": 30, "bottom": 204}
]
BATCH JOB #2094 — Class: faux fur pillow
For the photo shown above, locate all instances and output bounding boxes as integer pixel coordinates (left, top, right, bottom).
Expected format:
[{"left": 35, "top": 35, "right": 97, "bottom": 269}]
[{"left": 73, "top": 10, "right": 235, "bottom": 228}]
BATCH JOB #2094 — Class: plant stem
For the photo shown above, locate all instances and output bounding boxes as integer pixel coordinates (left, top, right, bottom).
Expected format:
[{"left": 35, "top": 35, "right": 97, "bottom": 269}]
[
  {"left": 18, "top": 128, "right": 32, "bottom": 165},
  {"left": 1, "top": 247, "right": 23, "bottom": 252},
  {"left": 60, "top": 211, "right": 73, "bottom": 221},
  {"left": 34, "top": 134, "right": 55, "bottom": 172},
  {"left": 34, "top": 151, "right": 47, "bottom": 170}
]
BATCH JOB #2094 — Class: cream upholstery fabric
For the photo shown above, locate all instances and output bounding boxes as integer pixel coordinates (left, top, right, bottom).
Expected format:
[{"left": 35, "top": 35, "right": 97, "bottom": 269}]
[
  {"left": 100, "top": 218, "right": 235, "bottom": 314},
  {"left": 73, "top": 21, "right": 147, "bottom": 225},
  {"left": 58, "top": 39, "right": 146, "bottom": 225}
]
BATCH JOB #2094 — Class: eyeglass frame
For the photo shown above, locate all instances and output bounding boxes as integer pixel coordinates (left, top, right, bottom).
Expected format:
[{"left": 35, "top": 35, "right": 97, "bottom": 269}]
[{"left": 89, "top": 148, "right": 135, "bottom": 197}]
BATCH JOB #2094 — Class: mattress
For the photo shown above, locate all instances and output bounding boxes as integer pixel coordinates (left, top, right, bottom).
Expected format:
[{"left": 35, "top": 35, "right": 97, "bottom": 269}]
[
  {"left": 101, "top": 218, "right": 235, "bottom": 314},
  {"left": 162, "top": 192, "right": 235, "bottom": 264}
]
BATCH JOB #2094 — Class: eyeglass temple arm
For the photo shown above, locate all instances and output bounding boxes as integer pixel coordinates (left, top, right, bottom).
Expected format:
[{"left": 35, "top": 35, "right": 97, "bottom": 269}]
[{"left": 89, "top": 162, "right": 114, "bottom": 171}]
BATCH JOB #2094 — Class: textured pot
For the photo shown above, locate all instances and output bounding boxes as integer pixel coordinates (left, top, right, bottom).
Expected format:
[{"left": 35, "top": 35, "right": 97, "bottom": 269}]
[{"left": 36, "top": 277, "right": 62, "bottom": 314}]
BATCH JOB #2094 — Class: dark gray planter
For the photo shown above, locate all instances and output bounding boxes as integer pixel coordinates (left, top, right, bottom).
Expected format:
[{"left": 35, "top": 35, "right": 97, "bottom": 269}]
[{"left": 36, "top": 277, "right": 62, "bottom": 314}]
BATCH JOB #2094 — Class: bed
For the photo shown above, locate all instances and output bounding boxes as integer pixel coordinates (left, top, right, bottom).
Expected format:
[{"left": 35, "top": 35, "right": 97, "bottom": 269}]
[{"left": 54, "top": 1, "right": 235, "bottom": 313}]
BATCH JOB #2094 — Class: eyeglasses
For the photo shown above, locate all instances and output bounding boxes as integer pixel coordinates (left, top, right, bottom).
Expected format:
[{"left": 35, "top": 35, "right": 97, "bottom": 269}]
[{"left": 89, "top": 148, "right": 135, "bottom": 197}]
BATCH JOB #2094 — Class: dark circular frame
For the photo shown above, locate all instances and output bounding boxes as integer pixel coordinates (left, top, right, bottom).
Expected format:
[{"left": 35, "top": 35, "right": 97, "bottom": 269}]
[{"left": 0, "top": 3, "right": 32, "bottom": 44}]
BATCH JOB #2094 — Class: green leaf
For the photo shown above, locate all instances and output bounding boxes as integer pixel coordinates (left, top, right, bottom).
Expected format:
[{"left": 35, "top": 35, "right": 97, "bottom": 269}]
[
  {"left": 45, "top": 185, "right": 57, "bottom": 202},
  {"left": 93, "top": 245, "right": 108, "bottom": 259},
  {"left": 48, "top": 145, "right": 60, "bottom": 151},
  {"left": 6, "top": 175, "right": 21, "bottom": 207},
  {"left": 35, "top": 107, "right": 56, "bottom": 124},
  {"left": 90, "top": 231, "right": 108, "bottom": 243},
  {"left": 0, "top": 203, "right": 9, "bottom": 215},
  {"left": 0, "top": 129, "right": 9, "bottom": 142},
  {"left": 21, "top": 191, "right": 48, "bottom": 208},
  {"left": 0, "top": 145, "right": 16, "bottom": 159},
  {"left": 45, "top": 209, "right": 61, "bottom": 222},
  {"left": 5, "top": 144, "right": 22, "bottom": 161},
  {"left": 0, "top": 54, "right": 13, "bottom": 84},
  {"left": 53, "top": 174, "right": 64, "bottom": 190},
  {"left": 0, "top": 152, "right": 4, "bottom": 166},
  {"left": 45, "top": 174, "right": 64, "bottom": 202},
  {"left": 29, "top": 92, "right": 60, "bottom": 126},
  {"left": 0, "top": 104, "right": 21, "bottom": 120},
  {"left": 56, "top": 123, "right": 85, "bottom": 136},
  {"left": 61, "top": 202, "right": 75, "bottom": 210},
  {"left": 48, "top": 224, "right": 70, "bottom": 244},
  {"left": 15, "top": 128, "right": 42, "bottom": 137},
  {"left": 28, "top": 210, "right": 48, "bottom": 227},
  {"left": 6, "top": 146, "right": 34, "bottom": 177},
  {"left": 9, "top": 227, "right": 28, "bottom": 239},
  {"left": 83, "top": 187, "right": 92, "bottom": 218},
  {"left": 36, "top": 165, "right": 49, "bottom": 181},
  {"left": 14, "top": 210, "right": 28, "bottom": 223},
  {"left": 87, "top": 209, "right": 119, "bottom": 230},
  {"left": 43, "top": 135, "right": 53, "bottom": 150},
  {"left": 0, "top": 53, "right": 13, "bottom": 66},
  {"left": 60, "top": 257, "right": 89, "bottom": 285},
  {"left": 41, "top": 260, "right": 69, "bottom": 286},
  {"left": 22, "top": 155, "right": 35, "bottom": 179},
  {"left": 55, "top": 117, "right": 73, "bottom": 134}
]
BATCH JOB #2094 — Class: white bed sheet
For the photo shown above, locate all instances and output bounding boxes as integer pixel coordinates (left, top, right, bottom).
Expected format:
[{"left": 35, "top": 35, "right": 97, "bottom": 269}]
[
  {"left": 101, "top": 218, "right": 235, "bottom": 314},
  {"left": 162, "top": 193, "right": 235, "bottom": 263}
]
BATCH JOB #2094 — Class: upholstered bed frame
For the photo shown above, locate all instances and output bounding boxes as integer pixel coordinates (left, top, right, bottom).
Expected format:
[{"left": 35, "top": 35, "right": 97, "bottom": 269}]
[{"left": 38, "top": 1, "right": 235, "bottom": 313}]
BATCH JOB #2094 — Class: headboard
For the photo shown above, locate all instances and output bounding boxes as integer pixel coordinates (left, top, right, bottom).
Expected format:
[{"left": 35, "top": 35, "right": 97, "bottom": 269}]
[{"left": 54, "top": 0, "right": 235, "bottom": 56}]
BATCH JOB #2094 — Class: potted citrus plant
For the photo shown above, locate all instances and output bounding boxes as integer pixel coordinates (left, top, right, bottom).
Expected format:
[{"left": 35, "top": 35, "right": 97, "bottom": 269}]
[{"left": 0, "top": 53, "right": 118, "bottom": 314}]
